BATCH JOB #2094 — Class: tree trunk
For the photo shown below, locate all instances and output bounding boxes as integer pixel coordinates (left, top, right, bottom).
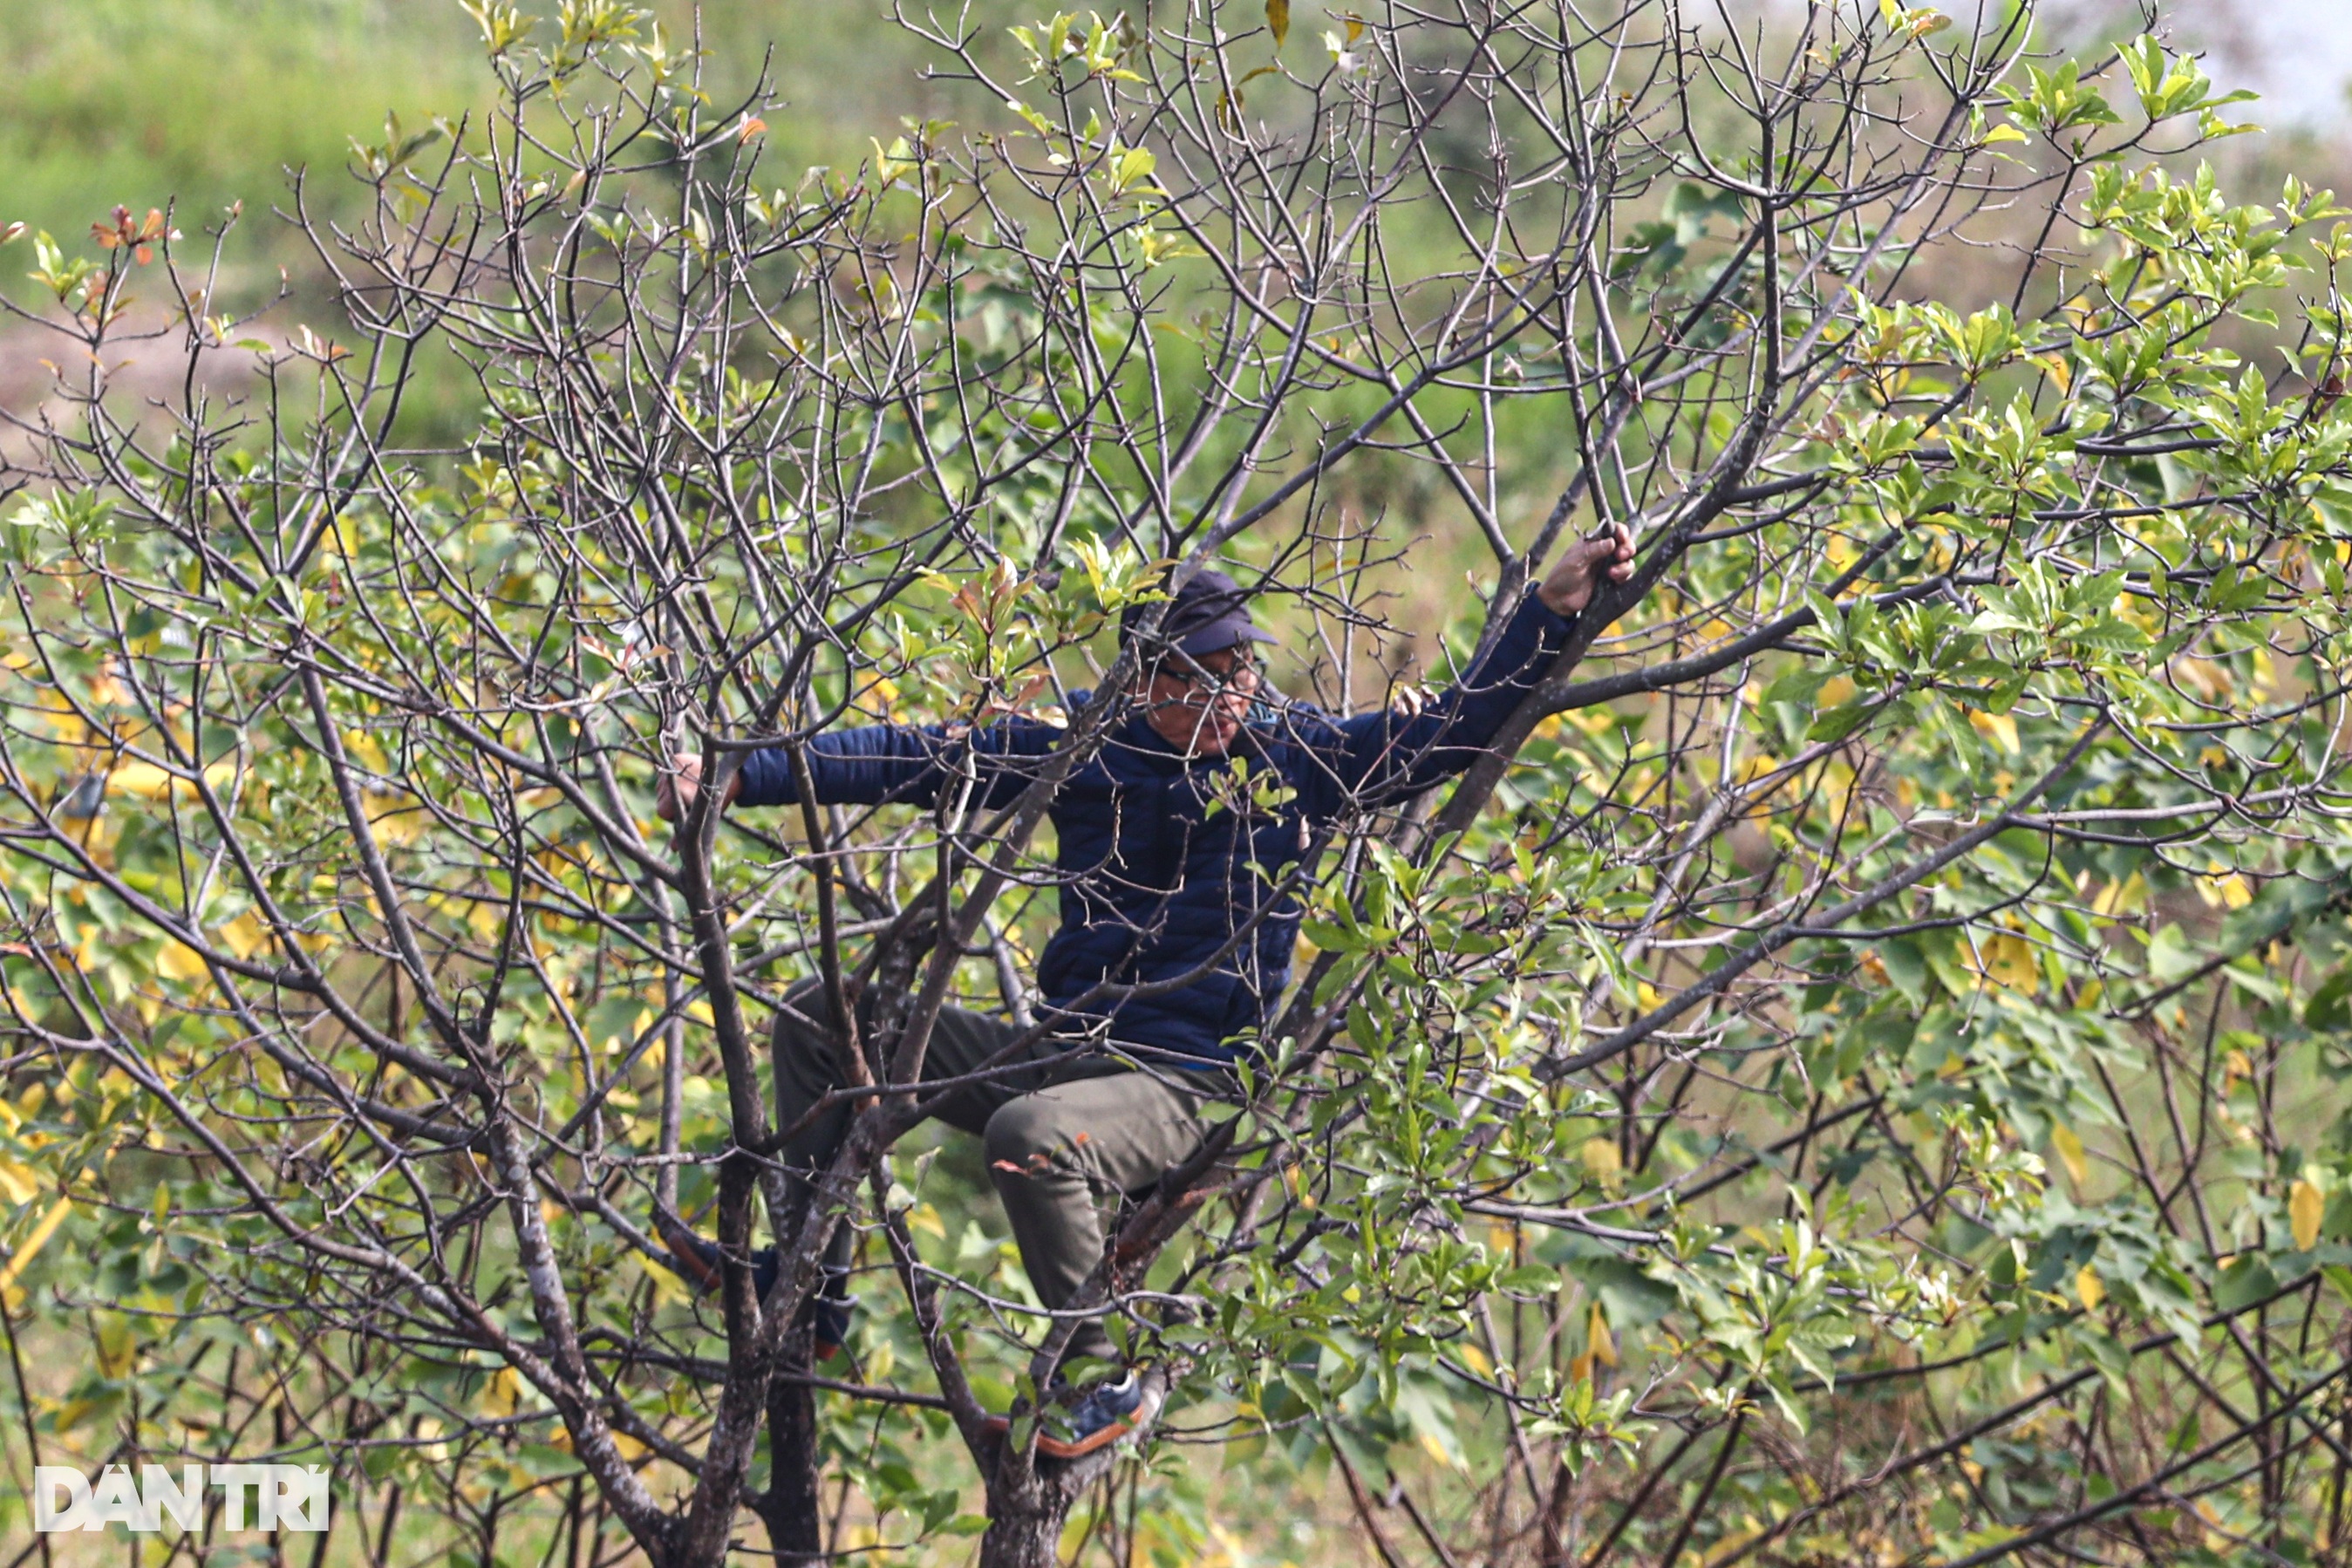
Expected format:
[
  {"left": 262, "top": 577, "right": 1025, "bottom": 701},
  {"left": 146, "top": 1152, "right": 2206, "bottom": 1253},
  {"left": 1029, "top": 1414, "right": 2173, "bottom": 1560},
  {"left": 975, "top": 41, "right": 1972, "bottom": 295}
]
[
  {"left": 758, "top": 1324, "right": 824, "bottom": 1565},
  {"left": 975, "top": 1368, "right": 1168, "bottom": 1568},
  {"left": 976, "top": 1471, "right": 1076, "bottom": 1568}
]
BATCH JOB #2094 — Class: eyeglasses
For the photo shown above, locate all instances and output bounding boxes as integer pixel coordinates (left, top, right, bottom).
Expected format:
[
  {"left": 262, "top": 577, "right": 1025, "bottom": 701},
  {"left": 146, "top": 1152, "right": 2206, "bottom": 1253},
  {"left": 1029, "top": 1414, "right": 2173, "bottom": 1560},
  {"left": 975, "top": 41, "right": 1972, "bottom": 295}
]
[{"left": 1158, "top": 652, "right": 1268, "bottom": 696}]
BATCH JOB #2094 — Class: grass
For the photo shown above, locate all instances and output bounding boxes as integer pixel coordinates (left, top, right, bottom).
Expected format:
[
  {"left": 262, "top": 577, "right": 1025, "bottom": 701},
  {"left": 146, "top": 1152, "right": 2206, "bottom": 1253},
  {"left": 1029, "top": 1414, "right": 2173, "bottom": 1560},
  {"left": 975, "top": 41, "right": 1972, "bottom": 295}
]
[
  {"left": 0, "top": 0, "right": 475, "bottom": 259},
  {"left": 0, "top": 0, "right": 971, "bottom": 267},
  {"left": 0, "top": 0, "right": 977, "bottom": 450}
]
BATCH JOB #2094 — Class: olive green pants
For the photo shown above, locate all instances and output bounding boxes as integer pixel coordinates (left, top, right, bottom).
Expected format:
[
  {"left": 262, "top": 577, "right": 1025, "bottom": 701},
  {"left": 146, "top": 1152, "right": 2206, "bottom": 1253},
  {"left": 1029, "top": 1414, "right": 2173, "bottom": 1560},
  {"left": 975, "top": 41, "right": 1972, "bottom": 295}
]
[{"left": 773, "top": 985, "right": 1224, "bottom": 1367}]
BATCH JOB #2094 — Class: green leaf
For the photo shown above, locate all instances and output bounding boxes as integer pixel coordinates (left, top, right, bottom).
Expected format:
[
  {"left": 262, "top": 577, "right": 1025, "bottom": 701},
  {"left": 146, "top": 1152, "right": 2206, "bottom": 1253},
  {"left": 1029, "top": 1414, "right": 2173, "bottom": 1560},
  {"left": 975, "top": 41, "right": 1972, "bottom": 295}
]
[
  {"left": 2144, "top": 924, "right": 2203, "bottom": 982},
  {"left": 1666, "top": 181, "right": 1745, "bottom": 245},
  {"left": 2213, "top": 1254, "right": 2280, "bottom": 1313},
  {"left": 1877, "top": 937, "right": 1931, "bottom": 1007},
  {"left": 1496, "top": 1265, "right": 1563, "bottom": 1295},
  {"left": 1539, "top": 1240, "right": 1679, "bottom": 1326},
  {"left": 1805, "top": 695, "right": 1877, "bottom": 744},
  {"left": 2309, "top": 965, "right": 2352, "bottom": 1032},
  {"left": 1266, "top": 0, "right": 1289, "bottom": 48},
  {"left": 2077, "top": 1327, "right": 2133, "bottom": 1392},
  {"left": 2217, "top": 870, "right": 2335, "bottom": 954}
]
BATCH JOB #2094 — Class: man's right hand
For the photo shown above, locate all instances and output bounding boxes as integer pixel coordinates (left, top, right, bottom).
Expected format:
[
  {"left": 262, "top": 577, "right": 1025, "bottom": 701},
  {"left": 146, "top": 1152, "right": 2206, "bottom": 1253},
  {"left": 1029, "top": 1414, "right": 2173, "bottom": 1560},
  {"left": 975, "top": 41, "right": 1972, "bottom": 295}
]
[
  {"left": 656, "top": 753, "right": 738, "bottom": 821},
  {"left": 1537, "top": 522, "right": 1636, "bottom": 616}
]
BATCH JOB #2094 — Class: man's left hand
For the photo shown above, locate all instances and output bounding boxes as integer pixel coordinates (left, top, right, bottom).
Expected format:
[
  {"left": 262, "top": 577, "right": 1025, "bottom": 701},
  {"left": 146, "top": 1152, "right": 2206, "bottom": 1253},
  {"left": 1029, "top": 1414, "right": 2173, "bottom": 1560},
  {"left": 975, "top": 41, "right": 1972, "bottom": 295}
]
[{"left": 1537, "top": 522, "right": 1636, "bottom": 616}]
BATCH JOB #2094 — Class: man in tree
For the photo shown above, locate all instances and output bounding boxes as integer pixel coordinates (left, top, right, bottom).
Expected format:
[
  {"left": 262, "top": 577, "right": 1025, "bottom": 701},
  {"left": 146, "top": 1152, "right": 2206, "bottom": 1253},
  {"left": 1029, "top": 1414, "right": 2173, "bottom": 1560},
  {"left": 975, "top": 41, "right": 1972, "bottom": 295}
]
[{"left": 657, "top": 531, "right": 1633, "bottom": 1456}]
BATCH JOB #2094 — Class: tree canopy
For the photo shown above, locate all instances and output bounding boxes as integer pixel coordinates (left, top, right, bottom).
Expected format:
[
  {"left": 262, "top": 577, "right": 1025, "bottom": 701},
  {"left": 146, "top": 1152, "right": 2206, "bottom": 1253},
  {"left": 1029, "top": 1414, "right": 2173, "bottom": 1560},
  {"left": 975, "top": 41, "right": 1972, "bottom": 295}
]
[{"left": 5, "top": 1, "right": 2352, "bottom": 1565}]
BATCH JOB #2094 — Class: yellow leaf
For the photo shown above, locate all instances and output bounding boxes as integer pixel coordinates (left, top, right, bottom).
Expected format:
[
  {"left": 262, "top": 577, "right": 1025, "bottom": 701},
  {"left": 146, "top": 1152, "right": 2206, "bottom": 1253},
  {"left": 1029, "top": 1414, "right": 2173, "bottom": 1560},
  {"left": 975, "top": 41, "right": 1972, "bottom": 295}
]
[
  {"left": 2223, "top": 1049, "right": 2253, "bottom": 1094},
  {"left": 1265, "top": 0, "right": 1289, "bottom": 47},
  {"left": 0, "top": 1196, "right": 72, "bottom": 1289},
  {"left": 1967, "top": 708, "right": 2021, "bottom": 753},
  {"left": 1580, "top": 1136, "right": 1623, "bottom": 1185},
  {"left": 1979, "top": 931, "right": 2039, "bottom": 993},
  {"left": 2090, "top": 874, "right": 2147, "bottom": 917},
  {"left": 642, "top": 1258, "right": 688, "bottom": 1306},
  {"left": 94, "top": 1312, "right": 137, "bottom": 1378},
  {"left": 481, "top": 1366, "right": 522, "bottom": 1419},
  {"left": 1458, "top": 1340, "right": 1493, "bottom": 1378},
  {"left": 2177, "top": 656, "right": 2233, "bottom": 702},
  {"left": 218, "top": 912, "right": 268, "bottom": 959},
  {"left": 156, "top": 939, "right": 211, "bottom": 985},
  {"left": 2293, "top": 1179, "right": 2325, "bottom": 1251},
  {"left": 344, "top": 729, "right": 390, "bottom": 774},
  {"left": 0, "top": 1156, "right": 39, "bottom": 1206},
  {"left": 2050, "top": 1123, "right": 2087, "bottom": 1186},
  {"left": 1984, "top": 122, "right": 2031, "bottom": 145},
  {"left": 2076, "top": 1265, "right": 2103, "bottom": 1312},
  {"left": 106, "top": 761, "right": 179, "bottom": 800},
  {"left": 1586, "top": 1301, "right": 1617, "bottom": 1367}
]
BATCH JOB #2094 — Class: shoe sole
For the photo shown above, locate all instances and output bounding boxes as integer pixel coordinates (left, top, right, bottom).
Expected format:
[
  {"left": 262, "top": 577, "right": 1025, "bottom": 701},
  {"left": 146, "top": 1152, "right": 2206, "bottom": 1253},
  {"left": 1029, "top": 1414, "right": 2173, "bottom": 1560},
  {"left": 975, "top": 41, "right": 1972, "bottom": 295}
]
[
  {"left": 979, "top": 1382, "right": 1156, "bottom": 1458},
  {"left": 660, "top": 1227, "right": 848, "bottom": 1344},
  {"left": 658, "top": 1226, "right": 725, "bottom": 1293},
  {"left": 1034, "top": 1414, "right": 1140, "bottom": 1460},
  {"left": 665, "top": 1242, "right": 849, "bottom": 1362}
]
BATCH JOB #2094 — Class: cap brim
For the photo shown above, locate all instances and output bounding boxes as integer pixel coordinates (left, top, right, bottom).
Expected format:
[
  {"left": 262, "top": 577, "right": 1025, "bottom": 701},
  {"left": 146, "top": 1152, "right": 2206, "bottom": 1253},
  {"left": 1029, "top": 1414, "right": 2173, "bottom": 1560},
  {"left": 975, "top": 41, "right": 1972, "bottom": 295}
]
[{"left": 1174, "top": 618, "right": 1277, "bottom": 655}]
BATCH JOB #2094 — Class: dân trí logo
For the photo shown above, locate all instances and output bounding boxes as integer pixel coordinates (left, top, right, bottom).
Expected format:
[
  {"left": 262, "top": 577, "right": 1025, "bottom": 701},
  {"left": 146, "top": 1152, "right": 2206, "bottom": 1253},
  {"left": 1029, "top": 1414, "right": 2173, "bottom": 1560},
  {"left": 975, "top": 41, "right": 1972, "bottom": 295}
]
[{"left": 32, "top": 1463, "right": 330, "bottom": 1533}]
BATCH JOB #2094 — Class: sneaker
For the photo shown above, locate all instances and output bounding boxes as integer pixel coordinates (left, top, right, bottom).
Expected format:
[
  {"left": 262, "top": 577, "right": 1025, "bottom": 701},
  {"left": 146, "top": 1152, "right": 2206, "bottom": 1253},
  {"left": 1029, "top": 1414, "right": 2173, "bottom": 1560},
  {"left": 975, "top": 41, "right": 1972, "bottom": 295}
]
[
  {"left": 657, "top": 1219, "right": 853, "bottom": 1361},
  {"left": 808, "top": 1294, "right": 854, "bottom": 1363},
  {"left": 657, "top": 1216, "right": 780, "bottom": 1297},
  {"left": 1040, "top": 1370, "right": 1148, "bottom": 1458},
  {"left": 984, "top": 1371, "right": 1148, "bottom": 1460}
]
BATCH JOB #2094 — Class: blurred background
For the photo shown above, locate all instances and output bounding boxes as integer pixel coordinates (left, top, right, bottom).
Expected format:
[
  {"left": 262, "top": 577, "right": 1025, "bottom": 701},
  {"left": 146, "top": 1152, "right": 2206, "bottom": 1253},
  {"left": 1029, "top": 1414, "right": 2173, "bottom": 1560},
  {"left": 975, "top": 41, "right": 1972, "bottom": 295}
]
[
  {"left": 3, "top": 0, "right": 2344, "bottom": 260},
  {"left": 2047, "top": 0, "right": 2352, "bottom": 129},
  {"left": 0, "top": 0, "right": 940, "bottom": 440},
  {"left": 1, "top": 0, "right": 2343, "bottom": 424}
]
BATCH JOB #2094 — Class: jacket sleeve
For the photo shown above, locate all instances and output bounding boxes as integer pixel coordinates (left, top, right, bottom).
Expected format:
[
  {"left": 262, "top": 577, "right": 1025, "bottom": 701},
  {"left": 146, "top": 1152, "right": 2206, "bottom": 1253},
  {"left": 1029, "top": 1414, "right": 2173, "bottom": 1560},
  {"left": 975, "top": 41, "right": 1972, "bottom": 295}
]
[
  {"left": 733, "top": 715, "right": 1066, "bottom": 810},
  {"left": 1327, "top": 592, "right": 1574, "bottom": 801}
]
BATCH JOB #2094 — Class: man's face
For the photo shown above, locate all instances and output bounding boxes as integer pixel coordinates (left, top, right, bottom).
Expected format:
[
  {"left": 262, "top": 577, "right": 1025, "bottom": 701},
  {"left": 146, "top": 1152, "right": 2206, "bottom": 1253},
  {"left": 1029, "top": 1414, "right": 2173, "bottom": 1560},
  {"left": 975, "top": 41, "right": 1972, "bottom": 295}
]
[{"left": 1138, "top": 642, "right": 1263, "bottom": 757}]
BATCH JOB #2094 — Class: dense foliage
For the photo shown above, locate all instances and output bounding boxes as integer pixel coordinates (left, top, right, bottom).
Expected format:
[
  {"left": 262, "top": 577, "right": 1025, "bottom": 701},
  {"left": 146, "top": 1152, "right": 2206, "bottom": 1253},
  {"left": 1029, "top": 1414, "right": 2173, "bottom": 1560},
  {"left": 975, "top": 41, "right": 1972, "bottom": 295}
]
[{"left": 4, "top": 2, "right": 2352, "bottom": 1565}]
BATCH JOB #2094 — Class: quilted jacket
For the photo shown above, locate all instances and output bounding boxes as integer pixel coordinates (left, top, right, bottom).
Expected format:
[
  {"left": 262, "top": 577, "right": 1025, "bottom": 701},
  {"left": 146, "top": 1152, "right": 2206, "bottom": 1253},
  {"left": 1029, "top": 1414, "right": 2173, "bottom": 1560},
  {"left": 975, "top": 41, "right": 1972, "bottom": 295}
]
[{"left": 735, "top": 592, "right": 1574, "bottom": 1064}]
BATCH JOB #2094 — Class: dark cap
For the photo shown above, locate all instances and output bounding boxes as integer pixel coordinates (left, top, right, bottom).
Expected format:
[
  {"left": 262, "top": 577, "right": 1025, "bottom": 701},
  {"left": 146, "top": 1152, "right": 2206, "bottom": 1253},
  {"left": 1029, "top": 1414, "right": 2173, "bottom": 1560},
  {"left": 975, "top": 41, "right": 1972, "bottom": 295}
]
[{"left": 1121, "top": 566, "right": 1276, "bottom": 658}]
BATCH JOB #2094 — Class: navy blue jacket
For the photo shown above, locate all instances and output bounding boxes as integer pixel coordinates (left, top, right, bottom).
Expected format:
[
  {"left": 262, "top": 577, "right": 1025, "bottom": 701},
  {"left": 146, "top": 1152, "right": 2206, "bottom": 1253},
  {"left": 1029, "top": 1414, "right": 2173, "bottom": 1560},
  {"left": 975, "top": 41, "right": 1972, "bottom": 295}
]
[{"left": 738, "top": 593, "right": 1574, "bottom": 1065}]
